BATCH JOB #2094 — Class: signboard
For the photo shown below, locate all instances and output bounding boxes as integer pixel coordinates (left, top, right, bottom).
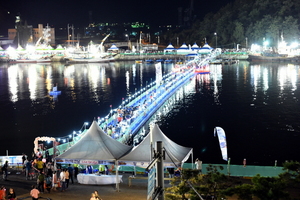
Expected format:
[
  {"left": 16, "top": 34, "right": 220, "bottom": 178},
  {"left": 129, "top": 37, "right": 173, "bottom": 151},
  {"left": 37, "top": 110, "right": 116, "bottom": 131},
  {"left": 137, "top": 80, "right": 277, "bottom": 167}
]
[
  {"left": 147, "top": 168, "right": 156, "bottom": 200},
  {"left": 0, "top": 155, "right": 23, "bottom": 166}
]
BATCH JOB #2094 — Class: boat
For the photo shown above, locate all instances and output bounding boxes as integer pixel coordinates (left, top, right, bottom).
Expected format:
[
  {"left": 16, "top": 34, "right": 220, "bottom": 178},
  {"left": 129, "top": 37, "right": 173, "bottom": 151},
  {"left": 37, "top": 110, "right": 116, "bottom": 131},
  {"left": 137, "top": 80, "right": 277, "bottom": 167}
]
[
  {"left": 164, "top": 59, "right": 173, "bottom": 63},
  {"left": 209, "top": 59, "right": 223, "bottom": 64},
  {"left": 155, "top": 59, "right": 164, "bottom": 63},
  {"left": 7, "top": 58, "right": 52, "bottom": 64},
  {"left": 144, "top": 59, "right": 154, "bottom": 63},
  {"left": 135, "top": 60, "right": 143, "bottom": 63},
  {"left": 49, "top": 85, "right": 61, "bottom": 96},
  {"left": 172, "top": 64, "right": 186, "bottom": 73},
  {"left": 248, "top": 54, "right": 300, "bottom": 62},
  {"left": 222, "top": 58, "right": 238, "bottom": 65},
  {"left": 65, "top": 57, "right": 115, "bottom": 64},
  {"left": 194, "top": 65, "right": 210, "bottom": 74}
]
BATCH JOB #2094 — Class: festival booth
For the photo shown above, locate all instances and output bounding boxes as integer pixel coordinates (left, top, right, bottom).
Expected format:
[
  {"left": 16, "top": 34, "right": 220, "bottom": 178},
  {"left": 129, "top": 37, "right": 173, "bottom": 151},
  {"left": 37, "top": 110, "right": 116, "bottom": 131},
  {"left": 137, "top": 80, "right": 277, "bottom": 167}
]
[
  {"left": 198, "top": 43, "right": 213, "bottom": 54},
  {"left": 119, "top": 124, "right": 193, "bottom": 168},
  {"left": 163, "top": 43, "right": 176, "bottom": 54},
  {"left": 176, "top": 43, "right": 193, "bottom": 55},
  {"left": 56, "top": 120, "right": 132, "bottom": 190}
]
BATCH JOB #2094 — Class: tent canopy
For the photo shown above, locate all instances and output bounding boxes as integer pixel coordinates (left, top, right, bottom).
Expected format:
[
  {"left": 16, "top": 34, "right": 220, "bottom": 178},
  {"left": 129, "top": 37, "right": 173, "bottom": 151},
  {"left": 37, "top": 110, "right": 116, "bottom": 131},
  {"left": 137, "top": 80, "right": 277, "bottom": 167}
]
[
  {"left": 107, "top": 44, "right": 119, "bottom": 51},
  {"left": 164, "top": 43, "right": 175, "bottom": 51},
  {"left": 56, "top": 120, "right": 132, "bottom": 164},
  {"left": 120, "top": 124, "right": 193, "bottom": 167}
]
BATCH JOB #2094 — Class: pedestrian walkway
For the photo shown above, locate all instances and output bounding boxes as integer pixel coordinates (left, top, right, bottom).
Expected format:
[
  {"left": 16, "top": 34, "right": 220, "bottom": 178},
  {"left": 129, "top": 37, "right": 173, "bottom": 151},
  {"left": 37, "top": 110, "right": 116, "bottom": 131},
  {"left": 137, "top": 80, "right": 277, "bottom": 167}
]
[{"left": 1, "top": 171, "right": 148, "bottom": 200}]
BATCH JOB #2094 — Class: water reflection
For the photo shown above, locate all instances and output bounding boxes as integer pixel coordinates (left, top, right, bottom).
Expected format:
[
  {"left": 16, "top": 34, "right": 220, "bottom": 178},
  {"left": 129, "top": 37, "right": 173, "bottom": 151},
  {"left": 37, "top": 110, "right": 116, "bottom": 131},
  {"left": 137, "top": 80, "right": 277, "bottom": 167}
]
[{"left": 1, "top": 61, "right": 300, "bottom": 164}]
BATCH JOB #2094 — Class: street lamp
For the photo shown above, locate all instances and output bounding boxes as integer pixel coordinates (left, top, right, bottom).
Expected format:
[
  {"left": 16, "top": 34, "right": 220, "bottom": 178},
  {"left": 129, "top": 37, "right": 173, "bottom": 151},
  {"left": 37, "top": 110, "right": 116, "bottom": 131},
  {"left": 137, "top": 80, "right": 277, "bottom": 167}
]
[
  {"left": 214, "top": 32, "right": 217, "bottom": 48},
  {"left": 84, "top": 122, "right": 89, "bottom": 129}
]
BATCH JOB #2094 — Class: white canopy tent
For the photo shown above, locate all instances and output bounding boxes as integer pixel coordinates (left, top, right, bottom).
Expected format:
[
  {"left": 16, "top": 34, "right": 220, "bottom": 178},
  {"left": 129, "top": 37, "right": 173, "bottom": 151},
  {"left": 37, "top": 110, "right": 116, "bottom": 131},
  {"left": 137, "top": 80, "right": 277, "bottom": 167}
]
[
  {"left": 107, "top": 44, "right": 119, "bottom": 51},
  {"left": 119, "top": 124, "right": 193, "bottom": 168},
  {"left": 56, "top": 120, "right": 132, "bottom": 190},
  {"left": 163, "top": 43, "right": 176, "bottom": 53}
]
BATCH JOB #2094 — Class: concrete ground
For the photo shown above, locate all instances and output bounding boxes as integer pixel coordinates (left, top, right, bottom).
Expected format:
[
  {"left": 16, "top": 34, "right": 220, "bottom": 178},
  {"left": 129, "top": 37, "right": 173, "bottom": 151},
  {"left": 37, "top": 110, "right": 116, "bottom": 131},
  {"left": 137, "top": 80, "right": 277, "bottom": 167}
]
[{"left": 0, "top": 170, "right": 154, "bottom": 200}]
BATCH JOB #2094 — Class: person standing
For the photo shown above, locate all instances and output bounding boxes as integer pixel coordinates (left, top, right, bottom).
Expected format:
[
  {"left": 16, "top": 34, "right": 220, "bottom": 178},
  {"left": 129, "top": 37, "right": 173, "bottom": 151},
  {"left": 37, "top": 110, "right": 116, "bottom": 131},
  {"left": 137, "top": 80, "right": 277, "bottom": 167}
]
[
  {"left": 2, "top": 161, "right": 8, "bottom": 181},
  {"left": 52, "top": 171, "right": 58, "bottom": 191},
  {"left": 25, "top": 160, "right": 32, "bottom": 180},
  {"left": 167, "top": 167, "right": 175, "bottom": 178},
  {"left": 90, "top": 193, "right": 97, "bottom": 200},
  {"left": 195, "top": 158, "right": 202, "bottom": 174},
  {"left": 86, "top": 165, "right": 93, "bottom": 174},
  {"left": 30, "top": 185, "right": 40, "bottom": 200},
  {"left": 45, "top": 175, "right": 52, "bottom": 193},
  {"left": 37, "top": 172, "right": 45, "bottom": 193},
  {"left": 65, "top": 168, "right": 70, "bottom": 188},
  {"left": 94, "top": 190, "right": 102, "bottom": 200},
  {"left": 6, "top": 188, "right": 16, "bottom": 200},
  {"left": 59, "top": 169, "right": 66, "bottom": 192},
  {"left": 0, "top": 186, "right": 6, "bottom": 200},
  {"left": 74, "top": 165, "right": 79, "bottom": 180},
  {"left": 67, "top": 164, "right": 74, "bottom": 184}
]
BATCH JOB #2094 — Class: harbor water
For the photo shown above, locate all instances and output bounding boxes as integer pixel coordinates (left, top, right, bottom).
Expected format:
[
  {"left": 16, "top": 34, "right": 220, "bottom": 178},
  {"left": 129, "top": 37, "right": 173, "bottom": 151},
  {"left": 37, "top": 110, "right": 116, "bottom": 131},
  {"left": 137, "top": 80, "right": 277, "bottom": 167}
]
[{"left": 0, "top": 61, "right": 299, "bottom": 166}]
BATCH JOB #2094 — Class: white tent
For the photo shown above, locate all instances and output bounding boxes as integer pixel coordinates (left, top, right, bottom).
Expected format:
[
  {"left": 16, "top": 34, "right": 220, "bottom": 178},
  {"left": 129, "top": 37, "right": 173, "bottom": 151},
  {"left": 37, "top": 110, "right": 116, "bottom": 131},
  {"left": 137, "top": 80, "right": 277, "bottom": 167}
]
[
  {"left": 176, "top": 43, "right": 193, "bottom": 55},
  {"left": 107, "top": 44, "right": 119, "bottom": 51},
  {"left": 199, "top": 43, "right": 213, "bottom": 53},
  {"left": 56, "top": 120, "right": 132, "bottom": 191},
  {"left": 56, "top": 120, "right": 132, "bottom": 163},
  {"left": 163, "top": 43, "right": 176, "bottom": 53},
  {"left": 191, "top": 43, "right": 201, "bottom": 51},
  {"left": 119, "top": 124, "right": 193, "bottom": 167}
]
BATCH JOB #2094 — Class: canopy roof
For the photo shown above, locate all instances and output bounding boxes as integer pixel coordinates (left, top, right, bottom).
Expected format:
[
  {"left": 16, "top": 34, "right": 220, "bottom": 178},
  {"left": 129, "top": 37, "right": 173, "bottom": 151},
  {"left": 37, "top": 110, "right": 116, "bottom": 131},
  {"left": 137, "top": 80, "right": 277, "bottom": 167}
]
[
  {"left": 56, "top": 120, "right": 132, "bottom": 163},
  {"left": 120, "top": 124, "right": 193, "bottom": 167},
  {"left": 164, "top": 43, "right": 175, "bottom": 51},
  {"left": 177, "top": 43, "right": 189, "bottom": 50},
  {"left": 55, "top": 44, "right": 65, "bottom": 51},
  {"left": 108, "top": 44, "right": 119, "bottom": 51},
  {"left": 200, "top": 43, "right": 213, "bottom": 50},
  {"left": 191, "top": 43, "right": 200, "bottom": 50}
]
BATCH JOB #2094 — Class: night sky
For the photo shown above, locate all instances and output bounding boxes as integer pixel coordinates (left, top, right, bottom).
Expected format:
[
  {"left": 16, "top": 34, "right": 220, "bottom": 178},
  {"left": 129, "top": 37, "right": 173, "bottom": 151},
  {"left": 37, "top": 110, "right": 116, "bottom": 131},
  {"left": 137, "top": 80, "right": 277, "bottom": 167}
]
[{"left": 0, "top": 0, "right": 233, "bottom": 35}]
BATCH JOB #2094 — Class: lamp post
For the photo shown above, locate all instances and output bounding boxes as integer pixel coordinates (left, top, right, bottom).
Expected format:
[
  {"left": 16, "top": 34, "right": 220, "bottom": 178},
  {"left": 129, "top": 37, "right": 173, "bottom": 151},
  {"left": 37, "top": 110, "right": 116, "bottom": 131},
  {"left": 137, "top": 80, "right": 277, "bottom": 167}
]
[
  {"left": 67, "top": 24, "right": 70, "bottom": 46},
  {"left": 84, "top": 122, "right": 89, "bottom": 129},
  {"left": 214, "top": 32, "right": 217, "bottom": 48}
]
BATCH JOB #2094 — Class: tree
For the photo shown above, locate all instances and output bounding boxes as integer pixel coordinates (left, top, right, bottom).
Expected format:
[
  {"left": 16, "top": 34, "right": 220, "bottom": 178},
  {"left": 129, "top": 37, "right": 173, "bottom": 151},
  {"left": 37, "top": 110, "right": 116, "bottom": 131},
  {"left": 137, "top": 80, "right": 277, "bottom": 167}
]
[
  {"left": 251, "top": 175, "right": 289, "bottom": 200},
  {"left": 165, "top": 165, "right": 238, "bottom": 200}
]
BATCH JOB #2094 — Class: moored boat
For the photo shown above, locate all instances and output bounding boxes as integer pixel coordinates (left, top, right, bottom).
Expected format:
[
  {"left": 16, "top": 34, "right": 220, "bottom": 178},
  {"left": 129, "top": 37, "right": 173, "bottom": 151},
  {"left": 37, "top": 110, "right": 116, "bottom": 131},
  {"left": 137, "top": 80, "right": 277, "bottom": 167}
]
[
  {"left": 194, "top": 65, "right": 210, "bottom": 74},
  {"left": 248, "top": 54, "right": 300, "bottom": 62},
  {"left": 65, "top": 57, "right": 115, "bottom": 64}
]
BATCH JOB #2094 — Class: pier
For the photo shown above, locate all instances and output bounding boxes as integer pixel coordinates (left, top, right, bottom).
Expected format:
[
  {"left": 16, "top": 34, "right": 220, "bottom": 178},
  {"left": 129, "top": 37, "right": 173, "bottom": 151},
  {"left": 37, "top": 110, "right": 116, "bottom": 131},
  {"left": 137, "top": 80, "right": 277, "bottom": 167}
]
[{"left": 46, "top": 50, "right": 219, "bottom": 157}]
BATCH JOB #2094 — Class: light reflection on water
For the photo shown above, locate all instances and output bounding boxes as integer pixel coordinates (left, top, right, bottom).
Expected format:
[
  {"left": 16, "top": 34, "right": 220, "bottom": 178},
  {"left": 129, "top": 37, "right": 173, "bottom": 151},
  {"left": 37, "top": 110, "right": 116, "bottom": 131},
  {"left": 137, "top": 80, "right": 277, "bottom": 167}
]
[{"left": 0, "top": 61, "right": 300, "bottom": 165}]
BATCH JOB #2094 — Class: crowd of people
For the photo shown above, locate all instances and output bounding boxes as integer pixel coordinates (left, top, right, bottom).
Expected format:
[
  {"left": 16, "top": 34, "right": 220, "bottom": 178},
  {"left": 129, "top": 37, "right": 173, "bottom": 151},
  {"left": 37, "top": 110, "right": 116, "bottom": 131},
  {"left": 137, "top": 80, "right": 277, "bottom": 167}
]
[{"left": 1, "top": 150, "right": 83, "bottom": 199}]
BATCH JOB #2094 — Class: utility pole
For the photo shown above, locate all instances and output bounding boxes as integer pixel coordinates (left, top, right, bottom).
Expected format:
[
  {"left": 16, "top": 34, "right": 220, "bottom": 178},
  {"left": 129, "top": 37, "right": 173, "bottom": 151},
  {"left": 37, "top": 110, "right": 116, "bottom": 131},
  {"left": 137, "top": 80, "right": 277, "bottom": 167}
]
[{"left": 146, "top": 141, "right": 165, "bottom": 200}]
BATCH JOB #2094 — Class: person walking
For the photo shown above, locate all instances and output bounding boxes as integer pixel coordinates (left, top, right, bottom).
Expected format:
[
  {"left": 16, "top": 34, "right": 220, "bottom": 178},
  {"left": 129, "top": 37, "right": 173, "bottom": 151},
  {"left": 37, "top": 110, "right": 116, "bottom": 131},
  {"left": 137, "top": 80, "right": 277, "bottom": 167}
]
[
  {"left": 30, "top": 185, "right": 40, "bottom": 200},
  {"left": 2, "top": 161, "right": 8, "bottom": 181}
]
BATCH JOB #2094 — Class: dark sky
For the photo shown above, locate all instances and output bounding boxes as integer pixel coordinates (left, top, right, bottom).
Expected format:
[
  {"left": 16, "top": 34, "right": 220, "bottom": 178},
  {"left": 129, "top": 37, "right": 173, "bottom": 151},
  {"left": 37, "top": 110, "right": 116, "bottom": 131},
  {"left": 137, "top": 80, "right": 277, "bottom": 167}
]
[{"left": 0, "top": 0, "right": 232, "bottom": 34}]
